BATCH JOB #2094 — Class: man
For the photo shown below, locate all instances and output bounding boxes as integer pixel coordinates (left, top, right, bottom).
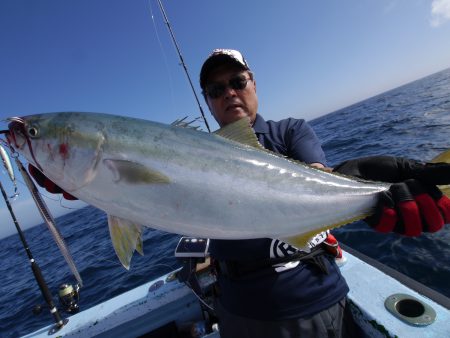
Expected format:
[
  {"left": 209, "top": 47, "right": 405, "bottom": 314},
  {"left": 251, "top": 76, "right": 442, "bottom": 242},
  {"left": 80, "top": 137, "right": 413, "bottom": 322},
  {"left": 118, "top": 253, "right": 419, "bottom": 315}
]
[
  {"left": 200, "top": 48, "right": 349, "bottom": 338},
  {"left": 199, "top": 48, "right": 450, "bottom": 337}
]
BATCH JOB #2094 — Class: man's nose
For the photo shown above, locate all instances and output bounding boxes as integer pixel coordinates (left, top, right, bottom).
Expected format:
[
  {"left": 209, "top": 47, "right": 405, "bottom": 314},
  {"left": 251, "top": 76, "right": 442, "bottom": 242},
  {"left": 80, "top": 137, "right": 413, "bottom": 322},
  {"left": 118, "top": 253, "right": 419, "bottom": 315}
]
[{"left": 223, "top": 85, "right": 237, "bottom": 99}]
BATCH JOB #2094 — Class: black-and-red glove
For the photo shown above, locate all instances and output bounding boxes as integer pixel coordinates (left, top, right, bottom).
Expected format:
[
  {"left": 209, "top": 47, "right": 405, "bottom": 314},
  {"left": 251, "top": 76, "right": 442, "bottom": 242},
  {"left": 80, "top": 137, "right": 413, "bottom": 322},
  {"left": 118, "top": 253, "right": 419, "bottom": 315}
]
[
  {"left": 333, "top": 156, "right": 450, "bottom": 236},
  {"left": 28, "top": 164, "right": 78, "bottom": 200}
]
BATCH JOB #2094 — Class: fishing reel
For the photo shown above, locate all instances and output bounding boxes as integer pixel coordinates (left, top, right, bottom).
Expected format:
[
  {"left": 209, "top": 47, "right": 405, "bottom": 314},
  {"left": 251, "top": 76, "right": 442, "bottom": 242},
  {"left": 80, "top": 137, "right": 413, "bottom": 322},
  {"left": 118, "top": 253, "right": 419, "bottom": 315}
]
[
  {"left": 58, "top": 283, "right": 80, "bottom": 314},
  {"left": 32, "top": 282, "right": 81, "bottom": 316}
]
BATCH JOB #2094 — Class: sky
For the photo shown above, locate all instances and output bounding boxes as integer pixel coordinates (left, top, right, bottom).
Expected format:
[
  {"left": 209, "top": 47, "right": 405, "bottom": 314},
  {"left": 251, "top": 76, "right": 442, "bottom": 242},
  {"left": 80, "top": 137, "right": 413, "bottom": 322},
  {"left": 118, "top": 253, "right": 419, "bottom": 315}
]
[{"left": 0, "top": 0, "right": 450, "bottom": 238}]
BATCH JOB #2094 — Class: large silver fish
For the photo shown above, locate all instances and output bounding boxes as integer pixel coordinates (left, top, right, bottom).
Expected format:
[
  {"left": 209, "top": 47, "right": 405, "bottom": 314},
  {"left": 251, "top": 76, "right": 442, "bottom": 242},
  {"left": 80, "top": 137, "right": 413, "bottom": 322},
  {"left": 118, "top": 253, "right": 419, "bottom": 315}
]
[{"left": 5, "top": 112, "right": 421, "bottom": 268}]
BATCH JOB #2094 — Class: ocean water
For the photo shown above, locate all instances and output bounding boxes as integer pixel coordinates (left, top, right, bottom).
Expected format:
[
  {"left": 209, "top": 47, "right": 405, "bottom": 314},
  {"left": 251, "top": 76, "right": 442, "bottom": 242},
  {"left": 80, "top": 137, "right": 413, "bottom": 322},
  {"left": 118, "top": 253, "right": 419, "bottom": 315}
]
[
  {"left": 310, "top": 67, "right": 450, "bottom": 301},
  {"left": 1, "top": 67, "right": 450, "bottom": 337}
]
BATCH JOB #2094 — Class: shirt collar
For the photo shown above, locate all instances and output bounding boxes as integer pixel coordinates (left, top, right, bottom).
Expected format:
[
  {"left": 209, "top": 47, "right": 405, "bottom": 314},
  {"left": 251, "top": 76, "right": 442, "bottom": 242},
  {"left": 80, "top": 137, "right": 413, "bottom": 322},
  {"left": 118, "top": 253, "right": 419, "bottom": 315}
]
[{"left": 252, "top": 114, "right": 269, "bottom": 134}]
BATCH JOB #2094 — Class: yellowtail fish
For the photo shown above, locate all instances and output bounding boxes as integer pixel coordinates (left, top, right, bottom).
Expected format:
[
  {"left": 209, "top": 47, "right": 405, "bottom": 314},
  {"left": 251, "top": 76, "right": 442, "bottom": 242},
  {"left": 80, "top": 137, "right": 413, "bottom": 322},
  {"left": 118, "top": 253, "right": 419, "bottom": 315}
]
[{"left": 6, "top": 112, "right": 447, "bottom": 268}]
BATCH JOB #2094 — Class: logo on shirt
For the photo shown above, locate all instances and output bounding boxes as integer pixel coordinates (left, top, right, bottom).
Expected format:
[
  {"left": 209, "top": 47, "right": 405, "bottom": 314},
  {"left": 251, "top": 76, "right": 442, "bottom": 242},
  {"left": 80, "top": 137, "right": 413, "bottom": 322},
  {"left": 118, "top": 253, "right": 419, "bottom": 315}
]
[
  {"left": 270, "top": 239, "right": 298, "bottom": 259},
  {"left": 269, "top": 231, "right": 329, "bottom": 273}
]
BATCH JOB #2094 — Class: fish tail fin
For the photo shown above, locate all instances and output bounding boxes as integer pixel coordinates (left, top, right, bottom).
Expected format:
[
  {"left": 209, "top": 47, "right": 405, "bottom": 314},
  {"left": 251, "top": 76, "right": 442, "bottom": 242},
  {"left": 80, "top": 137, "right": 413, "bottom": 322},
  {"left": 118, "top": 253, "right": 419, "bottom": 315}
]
[
  {"left": 431, "top": 149, "right": 450, "bottom": 198},
  {"left": 431, "top": 149, "right": 450, "bottom": 163},
  {"left": 107, "top": 215, "right": 144, "bottom": 269}
]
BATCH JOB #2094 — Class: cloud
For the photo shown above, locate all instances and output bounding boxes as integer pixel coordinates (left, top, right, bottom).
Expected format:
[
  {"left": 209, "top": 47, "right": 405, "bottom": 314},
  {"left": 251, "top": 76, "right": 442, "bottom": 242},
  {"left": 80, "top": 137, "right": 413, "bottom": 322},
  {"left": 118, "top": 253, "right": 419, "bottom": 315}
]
[{"left": 431, "top": 0, "right": 450, "bottom": 27}]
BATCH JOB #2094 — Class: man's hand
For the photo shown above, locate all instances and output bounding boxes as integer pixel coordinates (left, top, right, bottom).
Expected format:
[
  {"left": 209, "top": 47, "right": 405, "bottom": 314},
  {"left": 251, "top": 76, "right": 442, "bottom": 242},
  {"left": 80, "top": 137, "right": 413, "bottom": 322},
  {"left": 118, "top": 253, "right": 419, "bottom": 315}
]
[
  {"left": 333, "top": 156, "right": 450, "bottom": 236},
  {"left": 28, "top": 164, "right": 78, "bottom": 200}
]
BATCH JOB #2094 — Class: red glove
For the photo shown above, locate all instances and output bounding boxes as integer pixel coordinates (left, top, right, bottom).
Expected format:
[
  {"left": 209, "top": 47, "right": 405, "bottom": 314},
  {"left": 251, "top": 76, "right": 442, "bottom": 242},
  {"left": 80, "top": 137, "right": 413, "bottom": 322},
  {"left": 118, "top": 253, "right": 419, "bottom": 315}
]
[
  {"left": 28, "top": 164, "right": 78, "bottom": 200},
  {"left": 333, "top": 156, "right": 450, "bottom": 236},
  {"left": 366, "top": 179, "right": 450, "bottom": 236}
]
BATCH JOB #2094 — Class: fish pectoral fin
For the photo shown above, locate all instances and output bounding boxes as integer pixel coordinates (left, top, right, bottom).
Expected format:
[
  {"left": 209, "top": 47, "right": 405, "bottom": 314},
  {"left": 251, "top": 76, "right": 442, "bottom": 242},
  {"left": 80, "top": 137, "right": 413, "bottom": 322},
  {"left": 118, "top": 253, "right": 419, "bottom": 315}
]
[
  {"left": 107, "top": 215, "right": 144, "bottom": 269},
  {"left": 214, "top": 117, "right": 265, "bottom": 150},
  {"left": 103, "top": 159, "right": 171, "bottom": 184}
]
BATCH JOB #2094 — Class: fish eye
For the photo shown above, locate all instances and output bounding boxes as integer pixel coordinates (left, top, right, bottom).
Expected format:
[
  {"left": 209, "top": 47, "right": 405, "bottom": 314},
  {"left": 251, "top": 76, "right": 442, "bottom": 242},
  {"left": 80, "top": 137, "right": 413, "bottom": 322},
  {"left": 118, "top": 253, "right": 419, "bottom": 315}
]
[{"left": 27, "top": 126, "right": 39, "bottom": 138}]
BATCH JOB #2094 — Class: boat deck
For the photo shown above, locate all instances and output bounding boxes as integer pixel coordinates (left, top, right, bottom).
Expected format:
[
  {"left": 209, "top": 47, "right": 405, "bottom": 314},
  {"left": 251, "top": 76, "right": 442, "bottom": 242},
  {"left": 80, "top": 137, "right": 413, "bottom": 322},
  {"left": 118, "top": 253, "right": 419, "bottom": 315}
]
[{"left": 23, "top": 249, "right": 450, "bottom": 337}]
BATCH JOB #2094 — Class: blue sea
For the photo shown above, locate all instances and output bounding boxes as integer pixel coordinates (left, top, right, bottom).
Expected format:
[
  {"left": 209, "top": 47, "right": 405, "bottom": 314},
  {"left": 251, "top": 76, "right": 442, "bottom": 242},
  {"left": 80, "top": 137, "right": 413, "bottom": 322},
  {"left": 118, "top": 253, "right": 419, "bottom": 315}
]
[{"left": 1, "top": 68, "right": 450, "bottom": 337}]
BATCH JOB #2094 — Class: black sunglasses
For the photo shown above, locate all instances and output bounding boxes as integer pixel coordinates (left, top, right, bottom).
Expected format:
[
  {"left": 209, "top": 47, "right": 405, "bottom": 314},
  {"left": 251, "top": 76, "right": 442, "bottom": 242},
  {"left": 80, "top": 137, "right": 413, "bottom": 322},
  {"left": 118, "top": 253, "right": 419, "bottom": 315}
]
[{"left": 204, "top": 74, "right": 252, "bottom": 99}]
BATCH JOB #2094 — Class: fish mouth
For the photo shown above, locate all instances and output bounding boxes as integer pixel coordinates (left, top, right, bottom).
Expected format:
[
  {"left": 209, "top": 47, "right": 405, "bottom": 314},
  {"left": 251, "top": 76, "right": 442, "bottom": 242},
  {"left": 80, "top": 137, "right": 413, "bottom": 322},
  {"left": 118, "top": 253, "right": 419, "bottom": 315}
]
[
  {"left": 6, "top": 117, "right": 26, "bottom": 148},
  {"left": 1, "top": 117, "right": 24, "bottom": 135},
  {"left": 5, "top": 116, "right": 44, "bottom": 171},
  {"left": 7, "top": 116, "right": 25, "bottom": 123}
]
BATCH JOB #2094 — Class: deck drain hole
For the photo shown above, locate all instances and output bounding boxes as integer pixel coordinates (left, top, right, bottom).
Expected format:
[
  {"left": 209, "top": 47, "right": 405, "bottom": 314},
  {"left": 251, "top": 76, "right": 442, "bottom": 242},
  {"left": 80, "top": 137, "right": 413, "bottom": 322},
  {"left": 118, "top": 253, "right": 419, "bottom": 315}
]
[
  {"left": 395, "top": 298, "right": 425, "bottom": 317},
  {"left": 385, "top": 293, "right": 436, "bottom": 326}
]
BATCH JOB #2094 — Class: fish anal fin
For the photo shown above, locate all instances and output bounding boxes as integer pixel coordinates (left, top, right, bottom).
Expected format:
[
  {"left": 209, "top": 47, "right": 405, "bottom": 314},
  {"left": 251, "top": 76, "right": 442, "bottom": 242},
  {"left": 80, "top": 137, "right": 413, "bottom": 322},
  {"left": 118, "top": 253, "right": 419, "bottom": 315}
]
[
  {"left": 214, "top": 117, "right": 264, "bottom": 150},
  {"left": 281, "top": 214, "right": 370, "bottom": 249},
  {"left": 281, "top": 226, "right": 331, "bottom": 251},
  {"left": 104, "top": 159, "right": 171, "bottom": 185},
  {"left": 107, "top": 215, "right": 144, "bottom": 269}
]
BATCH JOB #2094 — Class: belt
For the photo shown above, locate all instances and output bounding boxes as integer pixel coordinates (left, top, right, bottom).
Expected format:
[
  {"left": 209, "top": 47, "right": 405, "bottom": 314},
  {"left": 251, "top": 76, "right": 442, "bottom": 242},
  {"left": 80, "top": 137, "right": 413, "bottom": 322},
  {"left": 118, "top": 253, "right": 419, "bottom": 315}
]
[{"left": 215, "top": 245, "right": 329, "bottom": 280}]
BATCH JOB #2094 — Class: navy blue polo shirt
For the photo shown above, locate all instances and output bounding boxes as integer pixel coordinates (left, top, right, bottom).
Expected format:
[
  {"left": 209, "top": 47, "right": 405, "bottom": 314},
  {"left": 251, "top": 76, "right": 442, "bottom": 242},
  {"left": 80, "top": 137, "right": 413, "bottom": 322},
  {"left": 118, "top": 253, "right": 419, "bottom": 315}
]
[{"left": 210, "top": 114, "right": 349, "bottom": 320}]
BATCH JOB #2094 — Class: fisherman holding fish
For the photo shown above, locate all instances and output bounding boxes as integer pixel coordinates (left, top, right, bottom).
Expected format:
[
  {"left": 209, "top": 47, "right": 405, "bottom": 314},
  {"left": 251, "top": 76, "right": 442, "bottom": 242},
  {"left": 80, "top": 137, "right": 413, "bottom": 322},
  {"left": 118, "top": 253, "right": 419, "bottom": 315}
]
[
  {"left": 198, "top": 49, "right": 450, "bottom": 338},
  {"left": 11, "top": 49, "right": 450, "bottom": 338}
]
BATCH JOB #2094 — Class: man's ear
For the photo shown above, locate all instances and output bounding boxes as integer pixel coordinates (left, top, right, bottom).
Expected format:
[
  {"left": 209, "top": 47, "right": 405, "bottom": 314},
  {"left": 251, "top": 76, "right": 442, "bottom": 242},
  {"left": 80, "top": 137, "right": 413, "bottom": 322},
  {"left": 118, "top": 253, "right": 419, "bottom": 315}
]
[
  {"left": 205, "top": 98, "right": 216, "bottom": 120},
  {"left": 205, "top": 97, "right": 212, "bottom": 112}
]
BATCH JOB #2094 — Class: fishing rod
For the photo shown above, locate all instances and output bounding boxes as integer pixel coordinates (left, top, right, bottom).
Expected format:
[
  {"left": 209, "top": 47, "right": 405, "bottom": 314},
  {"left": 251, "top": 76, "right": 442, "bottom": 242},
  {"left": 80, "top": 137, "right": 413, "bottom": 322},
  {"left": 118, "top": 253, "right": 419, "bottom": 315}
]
[
  {"left": 0, "top": 178, "right": 67, "bottom": 333},
  {"left": 0, "top": 136, "right": 83, "bottom": 286},
  {"left": 0, "top": 142, "right": 81, "bottom": 324},
  {"left": 15, "top": 157, "right": 83, "bottom": 288},
  {"left": 0, "top": 132, "right": 83, "bottom": 287},
  {"left": 155, "top": 0, "right": 211, "bottom": 133}
]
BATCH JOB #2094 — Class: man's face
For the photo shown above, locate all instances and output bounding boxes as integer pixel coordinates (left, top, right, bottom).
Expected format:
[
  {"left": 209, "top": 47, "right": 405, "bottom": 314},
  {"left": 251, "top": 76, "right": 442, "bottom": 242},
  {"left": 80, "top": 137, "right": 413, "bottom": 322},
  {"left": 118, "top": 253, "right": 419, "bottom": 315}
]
[{"left": 205, "top": 64, "right": 258, "bottom": 127}]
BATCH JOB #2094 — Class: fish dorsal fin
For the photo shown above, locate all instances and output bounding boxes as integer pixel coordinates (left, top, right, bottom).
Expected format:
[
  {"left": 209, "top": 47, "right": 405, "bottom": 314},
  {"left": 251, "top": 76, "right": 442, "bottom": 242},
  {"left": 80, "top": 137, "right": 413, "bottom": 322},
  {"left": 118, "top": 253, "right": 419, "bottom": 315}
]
[
  {"left": 214, "top": 117, "right": 265, "bottom": 150},
  {"left": 107, "top": 215, "right": 144, "bottom": 269},
  {"left": 171, "top": 116, "right": 202, "bottom": 130},
  {"left": 214, "top": 118, "right": 325, "bottom": 169}
]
